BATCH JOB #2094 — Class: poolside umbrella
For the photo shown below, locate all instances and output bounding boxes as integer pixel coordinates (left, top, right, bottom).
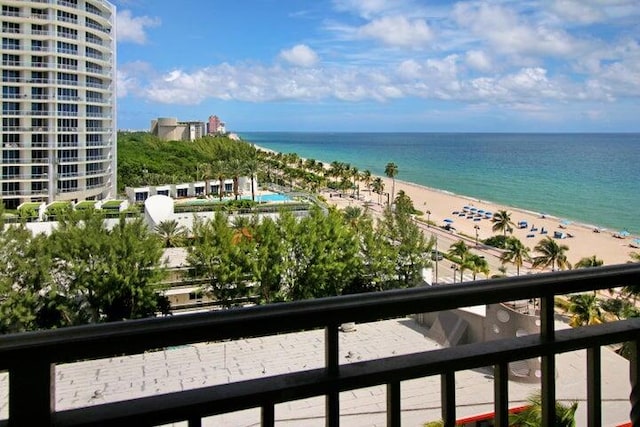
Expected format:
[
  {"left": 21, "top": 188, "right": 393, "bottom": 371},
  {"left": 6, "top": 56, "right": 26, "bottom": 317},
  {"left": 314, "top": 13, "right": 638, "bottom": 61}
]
[{"left": 444, "top": 218, "right": 454, "bottom": 223}]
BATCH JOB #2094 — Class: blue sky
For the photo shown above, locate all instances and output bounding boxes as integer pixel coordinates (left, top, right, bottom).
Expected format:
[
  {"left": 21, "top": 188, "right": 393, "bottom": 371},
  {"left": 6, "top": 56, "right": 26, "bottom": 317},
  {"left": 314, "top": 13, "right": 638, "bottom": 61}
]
[{"left": 113, "top": 0, "right": 640, "bottom": 132}]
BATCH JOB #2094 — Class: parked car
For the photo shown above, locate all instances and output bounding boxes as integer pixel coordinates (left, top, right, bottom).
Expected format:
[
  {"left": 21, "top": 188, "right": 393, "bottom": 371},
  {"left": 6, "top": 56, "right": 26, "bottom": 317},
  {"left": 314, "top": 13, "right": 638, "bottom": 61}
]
[{"left": 430, "top": 250, "right": 444, "bottom": 261}]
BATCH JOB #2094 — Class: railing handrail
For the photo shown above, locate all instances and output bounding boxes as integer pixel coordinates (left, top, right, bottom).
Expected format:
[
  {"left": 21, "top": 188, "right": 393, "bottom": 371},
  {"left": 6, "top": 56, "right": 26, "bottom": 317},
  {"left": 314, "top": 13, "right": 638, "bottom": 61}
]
[{"left": 1, "top": 263, "right": 639, "bottom": 367}]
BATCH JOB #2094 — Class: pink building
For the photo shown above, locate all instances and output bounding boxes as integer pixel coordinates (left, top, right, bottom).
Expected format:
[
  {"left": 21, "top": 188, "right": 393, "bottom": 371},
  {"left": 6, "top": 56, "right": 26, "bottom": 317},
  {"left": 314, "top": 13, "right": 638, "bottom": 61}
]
[{"left": 207, "top": 115, "right": 226, "bottom": 135}]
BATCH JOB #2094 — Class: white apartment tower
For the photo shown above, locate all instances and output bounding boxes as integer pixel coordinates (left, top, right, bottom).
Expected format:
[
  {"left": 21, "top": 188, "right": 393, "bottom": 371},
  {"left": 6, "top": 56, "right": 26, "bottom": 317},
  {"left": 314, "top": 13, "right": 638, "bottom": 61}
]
[{"left": 1, "top": 0, "right": 116, "bottom": 210}]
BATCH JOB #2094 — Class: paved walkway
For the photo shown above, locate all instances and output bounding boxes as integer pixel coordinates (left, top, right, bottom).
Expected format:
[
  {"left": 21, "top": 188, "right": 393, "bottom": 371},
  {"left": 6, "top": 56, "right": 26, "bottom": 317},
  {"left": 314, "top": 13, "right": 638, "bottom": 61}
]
[{"left": 0, "top": 318, "right": 632, "bottom": 426}]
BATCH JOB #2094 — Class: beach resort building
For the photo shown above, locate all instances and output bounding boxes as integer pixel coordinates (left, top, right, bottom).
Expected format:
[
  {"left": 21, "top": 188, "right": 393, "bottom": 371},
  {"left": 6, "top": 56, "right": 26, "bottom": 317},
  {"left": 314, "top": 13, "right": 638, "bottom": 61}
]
[
  {"left": 0, "top": 0, "right": 117, "bottom": 210},
  {"left": 150, "top": 117, "right": 206, "bottom": 142},
  {"left": 206, "top": 114, "right": 226, "bottom": 135}
]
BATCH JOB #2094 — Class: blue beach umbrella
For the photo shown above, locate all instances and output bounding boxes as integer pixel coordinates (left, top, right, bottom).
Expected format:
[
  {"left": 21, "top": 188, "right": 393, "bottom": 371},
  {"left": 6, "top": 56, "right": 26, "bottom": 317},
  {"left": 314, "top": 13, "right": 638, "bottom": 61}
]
[
  {"left": 470, "top": 207, "right": 477, "bottom": 212},
  {"left": 477, "top": 209, "right": 485, "bottom": 214},
  {"left": 619, "top": 230, "right": 630, "bottom": 237},
  {"left": 463, "top": 205, "right": 471, "bottom": 212},
  {"left": 444, "top": 218, "right": 454, "bottom": 223}
]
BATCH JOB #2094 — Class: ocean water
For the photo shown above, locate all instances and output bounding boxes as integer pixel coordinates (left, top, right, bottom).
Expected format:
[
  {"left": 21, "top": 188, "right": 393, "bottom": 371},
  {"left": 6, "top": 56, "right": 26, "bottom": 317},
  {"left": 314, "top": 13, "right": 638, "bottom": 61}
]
[{"left": 239, "top": 132, "right": 639, "bottom": 234}]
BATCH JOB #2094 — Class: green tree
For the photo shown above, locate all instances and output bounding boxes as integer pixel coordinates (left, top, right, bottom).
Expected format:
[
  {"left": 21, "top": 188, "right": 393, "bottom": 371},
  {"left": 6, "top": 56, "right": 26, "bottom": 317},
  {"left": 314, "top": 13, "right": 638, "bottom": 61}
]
[
  {"left": 384, "top": 162, "right": 398, "bottom": 204},
  {"left": 154, "top": 219, "right": 188, "bottom": 247},
  {"left": 500, "top": 237, "right": 531, "bottom": 276},
  {"left": 394, "top": 190, "right": 415, "bottom": 215},
  {"left": 188, "top": 213, "right": 253, "bottom": 307},
  {"left": 509, "top": 393, "right": 577, "bottom": 427},
  {"left": 371, "top": 177, "right": 384, "bottom": 204},
  {"left": 361, "top": 169, "right": 372, "bottom": 194},
  {"left": 287, "top": 207, "right": 360, "bottom": 299},
  {"left": 252, "top": 216, "right": 289, "bottom": 303},
  {"left": 574, "top": 255, "right": 604, "bottom": 268},
  {"left": 448, "top": 240, "right": 470, "bottom": 282},
  {"left": 532, "top": 237, "right": 571, "bottom": 271},
  {"left": 567, "top": 293, "right": 603, "bottom": 327},
  {"left": 381, "top": 202, "right": 432, "bottom": 288},
  {"left": 468, "top": 254, "right": 490, "bottom": 280},
  {"left": 492, "top": 210, "right": 514, "bottom": 237}
]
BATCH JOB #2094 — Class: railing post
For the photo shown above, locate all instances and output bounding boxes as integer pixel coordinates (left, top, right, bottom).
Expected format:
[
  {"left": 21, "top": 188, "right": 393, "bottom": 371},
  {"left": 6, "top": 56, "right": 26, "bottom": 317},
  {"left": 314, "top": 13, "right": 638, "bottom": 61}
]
[
  {"left": 494, "top": 363, "right": 509, "bottom": 427},
  {"left": 540, "top": 294, "right": 556, "bottom": 427},
  {"left": 587, "top": 346, "right": 602, "bottom": 427},
  {"left": 630, "top": 339, "right": 640, "bottom": 426},
  {"left": 261, "top": 403, "right": 275, "bottom": 427},
  {"left": 441, "top": 371, "right": 456, "bottom": 426},
  {"left": 325, "top": 323, "right": 340, "bottom": 427},
  {"left": 9, "top": 360, "right": 54, "bottom": 426},
  {"left": 386, "top": 380, "right": 401, "bottom": 427}
]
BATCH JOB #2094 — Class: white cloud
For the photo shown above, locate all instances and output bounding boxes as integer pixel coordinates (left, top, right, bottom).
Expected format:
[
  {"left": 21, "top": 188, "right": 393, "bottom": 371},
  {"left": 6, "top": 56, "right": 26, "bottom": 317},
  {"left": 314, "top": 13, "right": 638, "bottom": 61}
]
[
  {"left": 465, "top": 50, "right": 492, "bottom": 72},
  {"left": 453, "top": 3, "right": 576, "bottom": 57},
  {"left": 279, "top": 44, "right": 320, "bottom": 67},
  {"left": 116, "top": 10, "right": 160, "bottom": 44},
  {"left": 356, "top": 16, "right": 433, "bottom": 48}
]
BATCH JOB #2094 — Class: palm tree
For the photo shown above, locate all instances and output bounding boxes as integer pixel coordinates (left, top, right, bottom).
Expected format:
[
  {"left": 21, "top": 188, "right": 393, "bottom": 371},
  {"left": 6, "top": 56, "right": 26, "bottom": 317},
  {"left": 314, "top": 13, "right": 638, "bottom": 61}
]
[
  {"left": 196, "top": 163, "right": 211, "bottom": 196},
  {"left": 468, "top": 254, "right": 490, "bottom": 280},
  {"left": 384, "top": 162, "right": 398, "bottom": 204},
  {"left": 509, "top": 393, "right": 577, "bottom": 427},
  {"left": 371, "top": 177, "right": 384, "bottom": 204},
  {"left": 211, "top": 160, "right": 227, "bottom": 200},
  {"left": 361, "top": 169, "right": 372, "bottom": 194},
  {"left": 532, "top": 237, "right": 571, "bottom": 271},
  {"left": 227, "top": 158, "right": 245, "bottom": 200},
  {"left": 492, "top": 210, "right": 514, "bottom": 237},
  {"left": 500, "top": 237, "right": 531, "bottom": 276},
  {"left": 448, "top": 240, "right": 470, "bottom": 282},
  {"left": 154, "top": 219, "right": 187, "bottom": 248},
  {"left": 567, "top": 293, "right": 603, "bottom": 327},
  {"left": 574, "top": 255, "right": 604, "bottom": 268}
]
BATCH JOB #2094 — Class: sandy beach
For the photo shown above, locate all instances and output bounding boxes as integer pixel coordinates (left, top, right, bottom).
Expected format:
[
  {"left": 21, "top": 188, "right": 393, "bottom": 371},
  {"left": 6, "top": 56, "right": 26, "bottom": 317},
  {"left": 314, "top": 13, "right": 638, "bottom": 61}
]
[{"left": 334, "top": 175, "right": 638, "bottom": 267}]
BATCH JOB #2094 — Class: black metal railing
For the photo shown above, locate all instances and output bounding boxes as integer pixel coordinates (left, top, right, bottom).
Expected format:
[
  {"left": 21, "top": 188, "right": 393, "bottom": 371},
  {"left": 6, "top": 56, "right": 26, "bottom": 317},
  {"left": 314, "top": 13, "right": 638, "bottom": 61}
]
[{"left": 1, "top": 263, "right": 639, "bottom": 426}]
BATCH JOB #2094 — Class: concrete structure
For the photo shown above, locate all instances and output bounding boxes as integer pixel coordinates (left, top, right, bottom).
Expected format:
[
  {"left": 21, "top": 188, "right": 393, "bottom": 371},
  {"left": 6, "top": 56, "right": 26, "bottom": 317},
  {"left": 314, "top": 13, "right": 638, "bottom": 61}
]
[
  {"left": 150, "top": 117, "right": 205, "bottom": 141},
  {"left": 124, "top": 177, "right": 256, "bottom": 204},
  {"left": 206, "top": 115, "right": 225, "bottom": 135},
  {"left": 1, "top": 0, "right": 117, "bottom": 210},
  {"left": 416, "top": 301, "right": 543, "bottom": 382}
]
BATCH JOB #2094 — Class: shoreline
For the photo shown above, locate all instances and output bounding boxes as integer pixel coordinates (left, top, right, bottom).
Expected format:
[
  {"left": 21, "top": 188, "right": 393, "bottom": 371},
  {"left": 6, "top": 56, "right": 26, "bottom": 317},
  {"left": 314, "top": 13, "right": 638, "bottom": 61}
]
[{"left": 252, "top": 144, "right": 639, "bottom": 266}]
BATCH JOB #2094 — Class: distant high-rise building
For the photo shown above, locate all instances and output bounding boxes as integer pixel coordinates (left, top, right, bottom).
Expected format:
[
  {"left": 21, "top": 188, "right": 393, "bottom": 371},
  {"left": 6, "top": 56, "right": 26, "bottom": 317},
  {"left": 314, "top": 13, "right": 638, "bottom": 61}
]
[
  {"left": 207, "top": 115, "right": 226, "bottom": 135},
  {"left": 1, "top": 0, "right": 117, "bottom": 210}
]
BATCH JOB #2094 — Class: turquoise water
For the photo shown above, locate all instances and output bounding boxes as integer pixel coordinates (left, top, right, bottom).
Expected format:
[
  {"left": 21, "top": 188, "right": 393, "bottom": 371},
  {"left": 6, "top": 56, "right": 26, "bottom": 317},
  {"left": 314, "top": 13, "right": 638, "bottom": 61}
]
[
  {"left": 254, "top": 193, "right": 291, "bottom": 203},
  {"left": 239, "top": 132, "right": 639, "bottom": 234}
]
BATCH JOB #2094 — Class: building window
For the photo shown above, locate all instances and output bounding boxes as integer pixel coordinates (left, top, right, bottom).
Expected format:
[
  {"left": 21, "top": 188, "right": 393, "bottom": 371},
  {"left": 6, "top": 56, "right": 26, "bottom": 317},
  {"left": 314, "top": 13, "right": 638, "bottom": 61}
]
[
  {"left": 57, "top": 56, "right": 77, "bottom": 70},
  {"left": 3, "top": 133, "right": 20, "bottom": 146},
  {"left": 57, "top": 133, "right": 78, "bottom": 146},
  {"left": 2, "top": 37, "right": 20, "bottom": 50},
  {"left": 2, "top": 53, "right": 19, "bottom": 66},
  {"left": 177, "top": 188, "right": 188, "bottom": 198},
  {"left": 58, "top": 164, "right": 78, "bottom": 177},
  {"left": 57, "top": 103, "right": 78, "bottom": 116},
  {"left": 57, "top": 10, "right": 78, "bottom": 24},
  {"left": 57, "top": 179, "right": 78, "bottom": 192},
  {"left": 57, "top": 72, "right": 78, "bottom": 86},
  {"left": 225, "top": 183, "right": 233, "bottom": 192},
  {"left": 56, "top": 41, "right": 77, "bottom": 55},
  {"left": 135, "top": 192, "right": 148, "bottom": 202}
]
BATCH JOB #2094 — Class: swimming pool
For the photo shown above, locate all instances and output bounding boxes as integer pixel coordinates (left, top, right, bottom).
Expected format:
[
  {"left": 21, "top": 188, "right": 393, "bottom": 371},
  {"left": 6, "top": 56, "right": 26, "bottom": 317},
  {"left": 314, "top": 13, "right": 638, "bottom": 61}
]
[
  {"left": 178, "top": 193, "right": 292, "bottom": 206},
  {"left": 253, "top": 193, "right": 292, "bottom": 203}
]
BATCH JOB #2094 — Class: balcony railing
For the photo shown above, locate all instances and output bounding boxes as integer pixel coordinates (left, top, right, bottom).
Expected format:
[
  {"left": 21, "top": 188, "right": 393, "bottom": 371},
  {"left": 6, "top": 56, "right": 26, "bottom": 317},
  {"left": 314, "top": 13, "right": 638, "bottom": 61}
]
[{"left": 0, "top": 264, "right": 639, "bottom": 426}]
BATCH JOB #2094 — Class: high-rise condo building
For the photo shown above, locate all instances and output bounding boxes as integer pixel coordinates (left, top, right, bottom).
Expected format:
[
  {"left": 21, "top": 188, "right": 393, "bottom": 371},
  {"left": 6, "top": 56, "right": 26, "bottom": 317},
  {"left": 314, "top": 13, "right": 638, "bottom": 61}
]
[{"left": 1, "top": 0, "right": 116, "bottom": 210}]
